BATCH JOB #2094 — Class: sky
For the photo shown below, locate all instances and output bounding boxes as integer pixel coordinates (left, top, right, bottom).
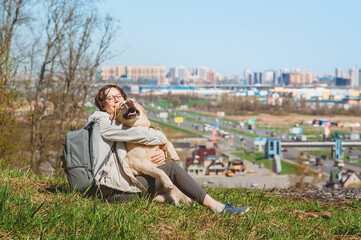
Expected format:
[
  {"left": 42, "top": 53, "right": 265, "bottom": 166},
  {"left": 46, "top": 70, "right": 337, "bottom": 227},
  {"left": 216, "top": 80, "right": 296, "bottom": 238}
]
[{"left": 100, "top": 0, "right": 361, "bottom": 77}]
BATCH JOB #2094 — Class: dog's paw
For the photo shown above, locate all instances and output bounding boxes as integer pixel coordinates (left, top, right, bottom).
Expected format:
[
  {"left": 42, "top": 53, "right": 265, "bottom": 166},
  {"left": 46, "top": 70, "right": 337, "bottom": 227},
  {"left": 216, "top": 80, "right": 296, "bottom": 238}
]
[
  {"left": 168, "top": 152, "right": 180, "bottom": 161},
  {"left": 154, "top": 194, "right": 167, "bottom": 203},
  {"left": 162, "top": 181, "right": 174, "bottom": 190},
  {"left": 170, "top": 156, "right": 180, "bottom": 161}
]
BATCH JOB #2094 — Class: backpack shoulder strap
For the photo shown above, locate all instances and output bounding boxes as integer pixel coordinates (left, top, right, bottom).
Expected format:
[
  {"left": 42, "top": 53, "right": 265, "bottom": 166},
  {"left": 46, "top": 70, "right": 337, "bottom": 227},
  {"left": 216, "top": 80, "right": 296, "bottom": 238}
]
[
  {"left": 94, "top": 142, "right": 116, "bottom": 177},
  {"left": 86, "top": 120, "right": 115, "bottom": 180},
  {"left": 84, "top": 121, "right": 94, "bottom": 130}
]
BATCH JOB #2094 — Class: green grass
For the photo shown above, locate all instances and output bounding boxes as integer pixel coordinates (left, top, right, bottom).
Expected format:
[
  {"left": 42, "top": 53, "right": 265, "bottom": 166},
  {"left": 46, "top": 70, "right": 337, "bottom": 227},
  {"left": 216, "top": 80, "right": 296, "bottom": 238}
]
[
  {"left": 1, "top": 169, "right": 360, "bottom": 239},
  {"left": 185, "top": 99, "right": 206, "bottom": 106},
  {"left": 179, "top": 110, "right": 239, "bottom": 124},
  {"left": 149, "top": 118, "right": 202, "bottom": 136},
  {"left": 232, "top": 151, "right": 296, "bottom": 175},
  {"left": 144, "top": 107, "right": 209, "bottom": 125},
  {"left": 256, "top": 159, "right": 296, "bottom": 175},
  {"left": 303, "top": 130, "right": 324, "bottom": 135},
  {"left": 154, "top": 99, "right": 171, "bottom": 108},
  {"left": 144, "top": 106, "right": 162, "bottom": 114},
  {"left": 307, "top": 136, "right": 325, "bottom": 141},
  {"left": 307, "top": 150, "right": 333, "bottom": 159}
]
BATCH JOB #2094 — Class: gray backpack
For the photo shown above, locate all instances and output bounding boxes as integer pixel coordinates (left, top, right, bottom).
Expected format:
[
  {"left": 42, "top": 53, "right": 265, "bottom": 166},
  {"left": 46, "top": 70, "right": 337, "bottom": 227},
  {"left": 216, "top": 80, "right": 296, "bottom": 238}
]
[{"left": 62, "top": 124, "right": 113, "bottom": 192}]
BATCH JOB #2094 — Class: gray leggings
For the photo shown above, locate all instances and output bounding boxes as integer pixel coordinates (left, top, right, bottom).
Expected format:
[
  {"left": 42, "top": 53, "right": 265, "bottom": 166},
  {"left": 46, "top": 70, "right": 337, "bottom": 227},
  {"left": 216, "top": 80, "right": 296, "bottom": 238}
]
[{"left": 100, "top": 162, "right": 208, "bottom": 204}]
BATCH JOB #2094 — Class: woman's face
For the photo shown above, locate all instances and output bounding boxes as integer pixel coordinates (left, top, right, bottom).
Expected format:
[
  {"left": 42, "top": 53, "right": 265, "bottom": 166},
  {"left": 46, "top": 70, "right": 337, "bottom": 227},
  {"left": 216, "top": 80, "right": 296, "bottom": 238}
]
[{"left": 104, "top": 87, "right": 125, "bottom": 114}]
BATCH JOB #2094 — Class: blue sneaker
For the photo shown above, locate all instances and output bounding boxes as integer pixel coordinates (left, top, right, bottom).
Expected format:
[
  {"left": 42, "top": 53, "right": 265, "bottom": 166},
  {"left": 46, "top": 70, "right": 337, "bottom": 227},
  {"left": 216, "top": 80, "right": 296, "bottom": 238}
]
[{"left": 221, "top": 203, "right": 249, "bottom": 215}]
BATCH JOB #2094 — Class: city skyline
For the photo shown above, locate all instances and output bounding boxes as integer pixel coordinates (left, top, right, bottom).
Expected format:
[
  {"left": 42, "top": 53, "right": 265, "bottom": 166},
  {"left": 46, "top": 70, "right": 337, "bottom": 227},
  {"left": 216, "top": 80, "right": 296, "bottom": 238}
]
[
  {"left": 100, "top": 0, "right": 361, "bottom": 77},
  {"left": 100, "top": 64, "right": 361, "bottom": 87}
]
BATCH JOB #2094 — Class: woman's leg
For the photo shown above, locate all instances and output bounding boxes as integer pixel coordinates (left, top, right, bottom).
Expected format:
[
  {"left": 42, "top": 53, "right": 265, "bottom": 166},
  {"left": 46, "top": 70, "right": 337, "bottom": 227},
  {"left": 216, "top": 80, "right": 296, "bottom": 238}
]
[
  {"left": 136, "top": 162, "right": 249, "bottom": 214},
  {"left": 135, "top": 162, "right": 207, "bottom": 204},
  {"left": 92, "top": 162, "right": 206, "bottom": 203},
  {"left": 98, "top": 163, "right": 249, "bottom": 214}
]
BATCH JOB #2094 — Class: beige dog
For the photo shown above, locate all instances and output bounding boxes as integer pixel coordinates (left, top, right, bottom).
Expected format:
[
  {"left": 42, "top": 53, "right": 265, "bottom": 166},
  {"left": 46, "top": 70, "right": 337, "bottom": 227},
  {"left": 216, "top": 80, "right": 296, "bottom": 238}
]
[{"left": 113, "top": 99, "right": 190, "bottom": 205}]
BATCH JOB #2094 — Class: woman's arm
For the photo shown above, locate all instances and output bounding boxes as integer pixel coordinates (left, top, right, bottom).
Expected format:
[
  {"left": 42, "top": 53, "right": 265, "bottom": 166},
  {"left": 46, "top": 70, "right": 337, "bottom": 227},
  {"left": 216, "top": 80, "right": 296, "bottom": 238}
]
[{"left": 100, "top": 118, "right": 167, "bottom": 145}]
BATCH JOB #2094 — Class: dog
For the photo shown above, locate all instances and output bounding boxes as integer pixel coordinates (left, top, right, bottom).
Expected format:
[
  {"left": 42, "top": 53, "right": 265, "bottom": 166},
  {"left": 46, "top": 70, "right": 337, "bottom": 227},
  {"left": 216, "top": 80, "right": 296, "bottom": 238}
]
[{"left": 113, "top": 98, "right": 191, "bottom": 205}]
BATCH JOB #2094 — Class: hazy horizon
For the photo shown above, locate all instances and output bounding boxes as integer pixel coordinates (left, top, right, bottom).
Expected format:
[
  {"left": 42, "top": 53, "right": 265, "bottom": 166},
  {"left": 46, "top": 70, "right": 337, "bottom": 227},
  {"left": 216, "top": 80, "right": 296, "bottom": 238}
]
[{"left": 99, "top": 0, "right": 361, "bottom": 77}]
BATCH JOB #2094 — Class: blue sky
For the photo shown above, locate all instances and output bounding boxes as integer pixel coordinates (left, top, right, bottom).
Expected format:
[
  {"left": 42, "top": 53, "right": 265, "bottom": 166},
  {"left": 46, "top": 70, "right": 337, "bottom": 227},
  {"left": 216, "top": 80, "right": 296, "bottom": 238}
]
[{"left": 100, "top": 0, "right": 361, "bottom": 76}]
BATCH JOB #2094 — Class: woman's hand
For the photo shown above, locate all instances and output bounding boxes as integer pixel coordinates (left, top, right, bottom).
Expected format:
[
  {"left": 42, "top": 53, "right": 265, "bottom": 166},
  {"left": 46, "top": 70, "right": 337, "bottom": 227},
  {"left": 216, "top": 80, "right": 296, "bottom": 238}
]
[{"left": 151, "top": 147, "right": 166, "bottom": 165}]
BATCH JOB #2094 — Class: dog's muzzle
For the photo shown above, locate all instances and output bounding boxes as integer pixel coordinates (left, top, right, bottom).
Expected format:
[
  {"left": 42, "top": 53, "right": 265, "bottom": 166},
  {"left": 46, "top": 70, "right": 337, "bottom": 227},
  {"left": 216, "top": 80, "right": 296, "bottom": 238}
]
[{"left": 122, "top": 100, "right": 140, "bottom": 120}]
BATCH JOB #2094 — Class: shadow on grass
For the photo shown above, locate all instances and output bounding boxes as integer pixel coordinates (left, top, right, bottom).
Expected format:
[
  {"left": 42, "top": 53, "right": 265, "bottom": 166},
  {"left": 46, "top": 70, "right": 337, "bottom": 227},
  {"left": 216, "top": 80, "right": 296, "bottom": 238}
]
[{"left": 42, "top": 182, "right": 71, "bottom": 194}]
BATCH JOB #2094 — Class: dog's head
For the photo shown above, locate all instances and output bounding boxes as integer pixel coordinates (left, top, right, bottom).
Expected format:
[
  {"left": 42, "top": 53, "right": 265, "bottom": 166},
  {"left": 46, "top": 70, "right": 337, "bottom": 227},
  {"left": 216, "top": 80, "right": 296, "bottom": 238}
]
[{"left": 113, "top": 99, "right": 150, "bottom": 127}]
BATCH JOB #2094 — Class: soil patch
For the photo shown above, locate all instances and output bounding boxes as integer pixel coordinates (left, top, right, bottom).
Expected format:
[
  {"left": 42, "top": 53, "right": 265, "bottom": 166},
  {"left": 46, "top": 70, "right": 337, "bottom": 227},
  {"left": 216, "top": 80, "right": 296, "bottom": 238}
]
[{"left": 267, "top": 187, "right": 361, "bottom": 203}]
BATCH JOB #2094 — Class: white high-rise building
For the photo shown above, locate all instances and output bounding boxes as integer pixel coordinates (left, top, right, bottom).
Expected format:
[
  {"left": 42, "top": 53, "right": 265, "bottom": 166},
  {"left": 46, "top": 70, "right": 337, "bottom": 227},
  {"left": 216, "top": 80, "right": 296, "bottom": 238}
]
[
  {"left": 291, "top": 68, "right": 300, "bottom": 73},
  {"left": 190, "top": 66, "right": 214, "bottom": 84},
  {"left": 168, "top": 66, "right": 188, "bottom": 84},
  {"left": 196, "top": 67, "right": 208, "bottom": 81},
  {"left": 262, "top": 70, "right": 274, "bottom": 85},
  {"left": 349, "top": 68, "right": 359, "bottom": 87},
  {"left": 274, "top": 70, "right": 281, "bottom": 85},
  {"left": 244, "top": 68, "right": 251, "bottom": 84},
  {"left": 335, "top": 68, "right": 347, "bottom": 78}
]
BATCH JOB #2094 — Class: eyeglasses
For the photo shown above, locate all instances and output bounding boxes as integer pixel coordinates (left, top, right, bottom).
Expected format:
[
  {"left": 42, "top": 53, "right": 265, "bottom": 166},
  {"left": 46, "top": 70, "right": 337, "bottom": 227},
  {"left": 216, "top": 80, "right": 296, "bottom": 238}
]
[{"left": 106, "top": 93, "right": 123, "bottom": 102}]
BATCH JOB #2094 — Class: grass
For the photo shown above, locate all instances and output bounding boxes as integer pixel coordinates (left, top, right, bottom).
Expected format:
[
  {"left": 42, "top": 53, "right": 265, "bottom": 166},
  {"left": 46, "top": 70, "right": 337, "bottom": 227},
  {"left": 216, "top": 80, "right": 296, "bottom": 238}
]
[
  {"left": 144, "top": 107, "right": 204, "bottom": 124},
  {"left": 149, "top": 118, "right": 202, "bottom": 136},
  {"left": 1, "top": 168, "right": 361, "bottom": 239},
  {"left": 307, "top": 150, "right": 333, "bottom": 159},
  {"left": 256, "top": 160, "right": 296, "bottom": 175},
  {"left": 179, "top": 110, "right": 239, "bottom": 124},
  {"left": 154, "top": 99, "right": 171, "bottom": 109},
  {"left": 185, "top": 99, "right": 206, "bottom": 106},
  {"left": 143, "top": 106, "right": 162, "bottom": 114},
  {"left": 256, "top": 124, "right": 291, "bottom": 134},
  {"left": 232, "top": 151, "right": 296, "bottom": 175}
]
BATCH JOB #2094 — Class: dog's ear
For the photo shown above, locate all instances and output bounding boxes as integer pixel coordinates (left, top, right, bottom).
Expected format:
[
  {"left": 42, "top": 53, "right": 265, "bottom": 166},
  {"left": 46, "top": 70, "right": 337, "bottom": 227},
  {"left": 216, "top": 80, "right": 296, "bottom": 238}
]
[
  {"left": 110, "top": 107, "right": 117, "bottom": 121},
  {"left": 141, "top": 107, "right": 151, "bottom": 127}
]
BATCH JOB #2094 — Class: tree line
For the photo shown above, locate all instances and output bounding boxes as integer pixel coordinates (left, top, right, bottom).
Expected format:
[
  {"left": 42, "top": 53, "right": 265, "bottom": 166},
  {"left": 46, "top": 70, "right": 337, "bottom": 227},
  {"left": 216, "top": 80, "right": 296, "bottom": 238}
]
[{"left": 143, "top": 93, "right": 361, "bottom": 117}]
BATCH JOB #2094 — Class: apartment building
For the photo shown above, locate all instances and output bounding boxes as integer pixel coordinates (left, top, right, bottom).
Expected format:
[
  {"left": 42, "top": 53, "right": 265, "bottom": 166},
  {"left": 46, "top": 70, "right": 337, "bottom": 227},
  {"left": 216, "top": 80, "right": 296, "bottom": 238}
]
[
  {"left": 126, "top": 66, "right": 167, "bottom": 85},
  {"left": 100, "top": 65, "right": 167, "bottom": 85},
  {"left": 282, "top": 72, "right": 316, "bottom": 85},
  {"left": 100, "top": 66, "right": 126, "bottom": 81}
]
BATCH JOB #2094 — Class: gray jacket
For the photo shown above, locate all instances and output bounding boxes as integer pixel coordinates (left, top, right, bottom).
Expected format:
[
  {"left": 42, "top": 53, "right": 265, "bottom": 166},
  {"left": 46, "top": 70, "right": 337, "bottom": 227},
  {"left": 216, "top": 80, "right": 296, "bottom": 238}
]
[{"left": 84, "top": 111, "right": 167, "bottom": 192}]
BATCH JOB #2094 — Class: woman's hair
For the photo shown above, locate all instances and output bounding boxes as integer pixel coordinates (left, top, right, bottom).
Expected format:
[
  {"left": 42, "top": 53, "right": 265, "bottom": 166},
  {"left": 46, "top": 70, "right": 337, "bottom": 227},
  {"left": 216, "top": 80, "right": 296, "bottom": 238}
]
[{"left": 94, "top": 85, "right": 127, "bottom": 111}]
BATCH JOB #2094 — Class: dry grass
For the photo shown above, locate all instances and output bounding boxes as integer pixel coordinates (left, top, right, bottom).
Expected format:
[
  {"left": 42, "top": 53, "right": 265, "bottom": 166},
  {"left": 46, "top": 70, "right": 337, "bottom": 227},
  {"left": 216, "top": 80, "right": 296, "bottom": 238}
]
[{"left": 191, "top": 109, "right": 361, "bottom": 128}]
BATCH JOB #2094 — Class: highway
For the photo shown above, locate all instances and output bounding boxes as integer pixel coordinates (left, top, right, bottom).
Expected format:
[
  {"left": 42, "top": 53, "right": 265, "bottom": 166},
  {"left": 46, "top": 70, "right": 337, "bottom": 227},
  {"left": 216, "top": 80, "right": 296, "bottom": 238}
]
[{"left": 147, "top": 106, "right": 361, "bottom": 175}]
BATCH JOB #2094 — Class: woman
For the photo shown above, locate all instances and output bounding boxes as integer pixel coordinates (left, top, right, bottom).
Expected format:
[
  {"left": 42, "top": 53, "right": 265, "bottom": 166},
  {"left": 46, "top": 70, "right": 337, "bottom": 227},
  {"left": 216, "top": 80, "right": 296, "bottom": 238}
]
[{"left": 85, "top": 84, "right": 249, "bottom": 214}]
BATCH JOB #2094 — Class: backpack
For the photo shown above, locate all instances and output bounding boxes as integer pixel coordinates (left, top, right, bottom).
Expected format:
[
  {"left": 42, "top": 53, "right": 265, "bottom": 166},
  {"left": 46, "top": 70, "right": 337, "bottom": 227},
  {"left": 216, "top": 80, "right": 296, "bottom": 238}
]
[{"left": 62, "top": 124, "right": 114, "bottom": 192}]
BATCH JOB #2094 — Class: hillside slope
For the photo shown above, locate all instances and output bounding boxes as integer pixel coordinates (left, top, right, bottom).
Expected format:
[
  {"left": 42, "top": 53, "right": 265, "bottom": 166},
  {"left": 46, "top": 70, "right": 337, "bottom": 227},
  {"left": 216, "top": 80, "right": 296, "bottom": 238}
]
[{"left": 0, "top": 169, "right": 360, "bottom": 239}]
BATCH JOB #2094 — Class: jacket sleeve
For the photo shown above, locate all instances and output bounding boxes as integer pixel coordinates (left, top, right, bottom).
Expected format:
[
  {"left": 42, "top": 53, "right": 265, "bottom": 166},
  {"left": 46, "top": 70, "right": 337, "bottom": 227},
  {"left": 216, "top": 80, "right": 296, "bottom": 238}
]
[{"left": 99, "top": 117, "right": 167, "bottom": 145}]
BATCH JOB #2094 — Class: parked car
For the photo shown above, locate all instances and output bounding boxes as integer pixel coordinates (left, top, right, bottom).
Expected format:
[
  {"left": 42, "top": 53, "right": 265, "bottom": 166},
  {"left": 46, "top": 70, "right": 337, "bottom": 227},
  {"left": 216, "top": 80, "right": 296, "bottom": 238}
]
[
  {"left": 281, "top": 147, "right": 288, "bottom": 152},
  {"left": 316, "top": 157, "right": 324, "bottom": 166}
]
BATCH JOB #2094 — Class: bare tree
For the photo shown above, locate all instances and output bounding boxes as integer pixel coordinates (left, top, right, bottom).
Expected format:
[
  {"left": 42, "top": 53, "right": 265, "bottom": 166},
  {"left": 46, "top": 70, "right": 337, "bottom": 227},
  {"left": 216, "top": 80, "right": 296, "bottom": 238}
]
[
  {"left": 0, "top": 0, "right": 32, "bottom": 168},
  {"left": 57, "top": 9, "right": 117, "bottom": 131},
  {"left": 25, "top": 0, "right": 119, "bottom": 173},
  {"left": 0, "top": 0, "right": 32, "bottom": 83},
  {"left": 27, "top": 0, "right": 74, "bottom": 172}
]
